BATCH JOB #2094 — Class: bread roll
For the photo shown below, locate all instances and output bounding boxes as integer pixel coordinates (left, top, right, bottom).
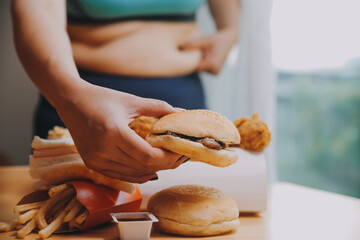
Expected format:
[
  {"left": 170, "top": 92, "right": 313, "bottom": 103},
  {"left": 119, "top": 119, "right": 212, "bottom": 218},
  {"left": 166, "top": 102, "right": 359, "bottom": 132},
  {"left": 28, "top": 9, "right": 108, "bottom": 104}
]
[{"left": 147, "top": 185, "right": 239, "bottom": 236}]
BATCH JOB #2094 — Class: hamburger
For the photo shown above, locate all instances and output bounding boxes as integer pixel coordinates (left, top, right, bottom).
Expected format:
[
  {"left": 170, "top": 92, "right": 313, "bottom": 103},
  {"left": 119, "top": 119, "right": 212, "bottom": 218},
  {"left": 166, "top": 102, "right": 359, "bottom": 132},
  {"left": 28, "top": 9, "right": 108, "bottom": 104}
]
[
  {"left": 146, "top": 110, "right": 240, "bottom": 167},
  {"left": 147, "top": 185, "right": 240, "bottom": 236}
]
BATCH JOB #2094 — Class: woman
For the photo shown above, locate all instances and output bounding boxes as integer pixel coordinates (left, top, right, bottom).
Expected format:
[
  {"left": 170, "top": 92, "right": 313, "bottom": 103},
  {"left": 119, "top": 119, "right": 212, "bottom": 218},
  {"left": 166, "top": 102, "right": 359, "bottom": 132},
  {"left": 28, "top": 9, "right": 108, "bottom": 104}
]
[{"left": 11, "top": 0, "right": 239, "bottom": 183}]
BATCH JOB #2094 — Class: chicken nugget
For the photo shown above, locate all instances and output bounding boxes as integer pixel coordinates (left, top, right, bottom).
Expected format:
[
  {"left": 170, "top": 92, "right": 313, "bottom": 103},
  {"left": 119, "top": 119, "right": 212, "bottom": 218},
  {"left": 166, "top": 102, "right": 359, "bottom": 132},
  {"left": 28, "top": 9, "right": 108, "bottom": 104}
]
[
  {"left": 47, "top": 126, "right": 71, "bottom": 139},
  {"left": 129, "top": 116, "right": 158, "bottom": 139},
  {"left": 234, "top": 113, "right": 271, "bottom": 152}
]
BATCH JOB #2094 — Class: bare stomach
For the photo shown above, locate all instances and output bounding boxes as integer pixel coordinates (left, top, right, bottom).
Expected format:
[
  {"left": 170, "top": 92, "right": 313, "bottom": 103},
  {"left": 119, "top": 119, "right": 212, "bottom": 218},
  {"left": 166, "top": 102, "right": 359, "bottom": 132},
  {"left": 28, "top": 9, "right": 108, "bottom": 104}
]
[{"left": 67, "top": 21, "right": 203, "bottom": 77}]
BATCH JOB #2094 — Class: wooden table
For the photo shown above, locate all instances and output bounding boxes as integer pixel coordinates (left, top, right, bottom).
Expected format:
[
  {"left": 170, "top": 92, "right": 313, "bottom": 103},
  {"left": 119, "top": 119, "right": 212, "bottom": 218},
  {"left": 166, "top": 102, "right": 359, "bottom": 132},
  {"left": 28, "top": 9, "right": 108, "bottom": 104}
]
[{"left": 1, "top": 166, "right": 359, "bottom": 240}]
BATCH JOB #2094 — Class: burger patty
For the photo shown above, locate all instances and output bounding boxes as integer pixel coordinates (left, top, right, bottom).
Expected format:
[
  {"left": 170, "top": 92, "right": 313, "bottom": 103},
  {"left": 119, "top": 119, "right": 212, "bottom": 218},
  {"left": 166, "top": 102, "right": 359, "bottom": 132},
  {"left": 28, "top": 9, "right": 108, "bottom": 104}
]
[{"left": 158, "top": 131, "right": 226, "bottom": 150}]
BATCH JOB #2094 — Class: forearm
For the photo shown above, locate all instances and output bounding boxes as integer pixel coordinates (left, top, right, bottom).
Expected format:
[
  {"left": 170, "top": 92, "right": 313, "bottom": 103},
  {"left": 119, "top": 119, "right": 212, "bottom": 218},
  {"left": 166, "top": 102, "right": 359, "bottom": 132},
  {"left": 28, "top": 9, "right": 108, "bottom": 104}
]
[
  {"left": 11, "top": 0, "right": 86, "bottom": 109},
  {"left": 208, "top": 0, "right": 240, "bottom": 42}
]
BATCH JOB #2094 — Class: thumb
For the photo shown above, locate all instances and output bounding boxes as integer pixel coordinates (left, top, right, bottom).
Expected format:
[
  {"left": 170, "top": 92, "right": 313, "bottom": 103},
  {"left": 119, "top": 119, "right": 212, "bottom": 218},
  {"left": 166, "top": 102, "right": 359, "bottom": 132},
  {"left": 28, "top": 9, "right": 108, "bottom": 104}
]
[
  {"left": 137, "top": 98, "right": 180, "bottom": 118},
  {"left": 181, "top": 36, "right": 212, "bottom": 51}
]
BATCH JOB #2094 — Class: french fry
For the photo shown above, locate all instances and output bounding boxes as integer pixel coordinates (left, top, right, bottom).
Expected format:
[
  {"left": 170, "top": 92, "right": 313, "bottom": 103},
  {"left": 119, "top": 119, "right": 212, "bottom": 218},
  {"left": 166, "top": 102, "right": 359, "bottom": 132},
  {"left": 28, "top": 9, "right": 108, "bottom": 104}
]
[
  {"left": 63, "top": 201, "right": 82, "bottom": 222},
  {"left": 17, "top": 217, "right": 37, "bottom": 239},
  {"left": 0, "top": 218, "right": 19, "bottom": 232},
  {"left": 18, "top": 209, "right": 38, "bottom": 224},
  {"left": 46, "top": 196, "right": 72, "bottom": 221},
  {"left": 37, "top": 187, "right": 75, "bottom": 229},
  {"left": 68, "top": 218, "right": 81, "bottom": 231},
  {"left": 0, "top": 222, "right": 7, "bottom": 232},
  {"left": 39, "top": 210, "right": 67, "bottom": 238},
  {"left": 1, "top": 182, "right": 92, "bottom": 239},
  {"left": 47, "top": 204, "right": 66, "bottom": 224},
  {"left": 74, "top": 209, "right": 90, "bottom": 226},
  {"left": 16, "top": 224, "right": 24, "bottom": 230},
  {"left": 14, "top": 201, "right": 45, "bottom": 213},
  {"left": 48, "top": 183, "right": 70, "bottom": 197},
  {"left": 0, "top": 222, "right": 9, "bottom": 232},
  {"left": 9, "top": 218, "right": 20, "bottom": 231},
  {"left": 56, "top": 197, "right": 78, "bottom": 220},
  {"left": 38, "top": 185, "right": 52, "bottom": 191},
  {"left": 3, "top": 183, "right": 92, "bottom": 238},
  {"left": 38, "top": 196, "right": 78, "bottom": 239}
]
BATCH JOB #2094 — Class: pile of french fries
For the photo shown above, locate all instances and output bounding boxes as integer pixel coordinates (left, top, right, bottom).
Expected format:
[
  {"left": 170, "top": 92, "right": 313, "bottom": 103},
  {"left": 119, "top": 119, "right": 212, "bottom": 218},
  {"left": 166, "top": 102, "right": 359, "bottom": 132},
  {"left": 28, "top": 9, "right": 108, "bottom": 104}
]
[{"left": 0, "top": 183, "right": 89, "bottom": 239}]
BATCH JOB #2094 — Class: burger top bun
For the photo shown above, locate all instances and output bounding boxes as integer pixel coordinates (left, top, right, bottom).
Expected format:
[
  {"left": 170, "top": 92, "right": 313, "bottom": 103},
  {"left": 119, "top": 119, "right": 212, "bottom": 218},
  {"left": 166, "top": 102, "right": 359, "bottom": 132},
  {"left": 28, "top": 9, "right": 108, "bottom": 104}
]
[
  {"left": 147, "top": 185, "right": 239, "bottom": 236},
  {"left": 151, "top": 110, "right": 240, "bottom": 144}
]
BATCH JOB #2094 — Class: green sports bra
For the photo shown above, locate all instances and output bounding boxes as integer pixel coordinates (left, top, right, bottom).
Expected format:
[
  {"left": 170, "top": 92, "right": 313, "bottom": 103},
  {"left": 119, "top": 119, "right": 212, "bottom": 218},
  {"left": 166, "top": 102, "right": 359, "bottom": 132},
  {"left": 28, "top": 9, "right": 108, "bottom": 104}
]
[{"left": 67, "top": 0, "right": 206, "bottom": 23}]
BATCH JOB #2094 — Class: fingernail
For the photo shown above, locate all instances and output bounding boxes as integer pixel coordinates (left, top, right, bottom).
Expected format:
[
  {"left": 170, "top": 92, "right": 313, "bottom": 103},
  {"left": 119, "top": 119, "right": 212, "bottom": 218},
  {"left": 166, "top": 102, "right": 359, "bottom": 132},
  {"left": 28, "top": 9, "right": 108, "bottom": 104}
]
[
  {"left": 177, "top": 155, "right": 185, "bottom": 161},
  {"left": 175, "top": 107, "right": 187, "bottom": 111},
  {"left": 150, "top": 176, "right": 159, "bottom": 181},
  {"left": 182, "top": 158, "right": 190, "bottom": 164}
]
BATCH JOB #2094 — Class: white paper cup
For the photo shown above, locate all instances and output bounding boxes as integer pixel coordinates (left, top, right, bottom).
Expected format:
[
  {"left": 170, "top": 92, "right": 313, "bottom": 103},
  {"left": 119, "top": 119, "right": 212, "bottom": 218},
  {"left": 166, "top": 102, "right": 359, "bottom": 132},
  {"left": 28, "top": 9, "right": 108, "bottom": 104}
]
[{"left": 110, "top": 212, "right": 158, "bottom": 240}]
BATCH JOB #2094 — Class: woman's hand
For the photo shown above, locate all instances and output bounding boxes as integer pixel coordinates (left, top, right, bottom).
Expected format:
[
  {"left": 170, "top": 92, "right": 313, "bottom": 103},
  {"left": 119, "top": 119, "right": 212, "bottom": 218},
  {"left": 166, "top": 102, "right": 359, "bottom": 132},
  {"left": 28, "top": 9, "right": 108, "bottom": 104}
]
[
  {"left": 181, "top": 28, "right": 238, "bottom": 75},
  {"left": 56, "top": 82, "right": 184, "bottom": 183}
]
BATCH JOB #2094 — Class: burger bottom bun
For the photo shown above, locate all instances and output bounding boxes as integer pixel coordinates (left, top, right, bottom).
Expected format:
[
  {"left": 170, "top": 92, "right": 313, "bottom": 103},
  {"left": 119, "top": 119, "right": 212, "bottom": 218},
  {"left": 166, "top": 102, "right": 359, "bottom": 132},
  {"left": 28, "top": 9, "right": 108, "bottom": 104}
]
[
  {"left": 156, "top": 217, "right": 240, "bottom": 237},
  {"left": 146, "top": 134, "right": 238, "bottom": 167}
]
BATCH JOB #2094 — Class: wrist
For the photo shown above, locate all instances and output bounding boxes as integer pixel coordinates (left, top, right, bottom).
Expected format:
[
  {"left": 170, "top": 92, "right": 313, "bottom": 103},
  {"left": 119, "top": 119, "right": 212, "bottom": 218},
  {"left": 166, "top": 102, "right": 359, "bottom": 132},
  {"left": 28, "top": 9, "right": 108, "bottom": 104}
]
[
  {"left": 219, "top": 27, "right": 239, "bottom": 45},
  {"left": 49, "top": 77, "right": 91, "bottom": 110}
]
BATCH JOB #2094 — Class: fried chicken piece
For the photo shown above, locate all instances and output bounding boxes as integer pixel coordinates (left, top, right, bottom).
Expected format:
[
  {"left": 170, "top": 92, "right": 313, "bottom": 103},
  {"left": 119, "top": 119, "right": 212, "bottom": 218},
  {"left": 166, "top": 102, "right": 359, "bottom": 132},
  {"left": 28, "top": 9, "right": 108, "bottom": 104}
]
[
  {"left": 234, "top": 113, "right": 271, "bottom": 152},
  {"left": 47, "top": 126, "right": 71, "bottom": 139},
  {"left": 129, "top": 116, "right": 158, "bottom": 139}
]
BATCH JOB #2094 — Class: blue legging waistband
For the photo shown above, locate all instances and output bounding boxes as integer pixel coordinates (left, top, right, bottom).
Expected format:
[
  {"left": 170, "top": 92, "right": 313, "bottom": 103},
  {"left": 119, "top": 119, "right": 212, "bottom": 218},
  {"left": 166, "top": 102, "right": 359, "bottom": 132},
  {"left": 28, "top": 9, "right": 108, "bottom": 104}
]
[{"left": 34, "top": 70, "right": 206, "bottom": 138}]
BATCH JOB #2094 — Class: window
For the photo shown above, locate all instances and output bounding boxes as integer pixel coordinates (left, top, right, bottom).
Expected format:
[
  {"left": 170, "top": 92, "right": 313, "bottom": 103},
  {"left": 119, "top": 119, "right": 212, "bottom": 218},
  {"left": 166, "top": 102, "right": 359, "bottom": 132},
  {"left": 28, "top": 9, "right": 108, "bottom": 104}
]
[{"left": 271, "top": 0, "right": 360, "bottom": 197}]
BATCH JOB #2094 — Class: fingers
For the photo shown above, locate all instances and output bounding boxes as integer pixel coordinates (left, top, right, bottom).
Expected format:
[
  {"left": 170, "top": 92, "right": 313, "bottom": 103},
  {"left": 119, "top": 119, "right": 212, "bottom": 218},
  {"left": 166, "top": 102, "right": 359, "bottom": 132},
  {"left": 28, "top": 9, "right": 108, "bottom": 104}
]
[
  {"left": 88, "top": 154, "right": 161, "bottom": 183},
  {"left": 180, "top": 33, "right": 229, "bottom": 75},
  {"left": 181, "top": 35, "right": 214, "bottom": 51},
  {"left": 175, "top": 107, "right": 187, "bottom": 111},
  {"left": 100, "top": 153, "right": 186, "bottom": 183},
  {"left": 135, "top": 98, "right": 179, "bottom": 118},
  {"left": 99, "top": 169, "right": 158, "bottom": 184},
  {"left": 116, "top": 126, "right": 156, "bottom": 161},
  {"left": 197, "top": 53, "right": 221, "bottom": 75},
  {"left": 172, "top": 155, "right": 190, "bottom": 169},
  {"left": 149, "top": 148, "right": 184, "bottom": 171},
  {"left": 96, "top": 127, "right": 183, "bottom": 179},
  {"left": 90, "top": 159, "right": 138, "bottom": 176},
  {"left": 181, "top": 37, "right": 220, "bottom": 74},
  {"left": 115, "top": 126, "right": 179, "bottom": 169}
]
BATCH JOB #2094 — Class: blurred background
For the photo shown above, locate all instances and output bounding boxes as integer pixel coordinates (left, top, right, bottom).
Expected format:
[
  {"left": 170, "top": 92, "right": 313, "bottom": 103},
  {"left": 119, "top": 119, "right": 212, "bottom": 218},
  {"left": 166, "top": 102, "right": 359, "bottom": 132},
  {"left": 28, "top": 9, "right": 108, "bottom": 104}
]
[
  {"left": 272, "top": 0, "right": 360, "bottom": 198},
  {"left": 0, "top": 0, "right": 359, "bottom": 198}
]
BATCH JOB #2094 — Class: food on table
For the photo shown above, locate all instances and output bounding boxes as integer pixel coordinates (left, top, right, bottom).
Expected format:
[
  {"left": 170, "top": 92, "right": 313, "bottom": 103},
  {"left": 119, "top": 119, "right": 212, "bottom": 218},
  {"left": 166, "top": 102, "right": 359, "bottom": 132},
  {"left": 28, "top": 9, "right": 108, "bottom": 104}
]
[
  {"left": 233, "top": 113, "right": 271, "bottom": 152},
  {"left": 147, "top": 185, "right": 240, "bottom": 236},
  {"left": 1, "top": 126, "right": 143, "bottom": 239},
  {"left": 47, "top": 126, "right": 71, "bottom": 139},
  {"left": 0, "top": 183, "right": 88, "bottom": 239},
  {"left": 146, "top": 110, "right": 241, "bottom": 167},
  {"left": 129, "top": 116, "right": 158, "bottom": 139},
  {"left": 29, "top": 127, "right": 135, "bottom": 194}
]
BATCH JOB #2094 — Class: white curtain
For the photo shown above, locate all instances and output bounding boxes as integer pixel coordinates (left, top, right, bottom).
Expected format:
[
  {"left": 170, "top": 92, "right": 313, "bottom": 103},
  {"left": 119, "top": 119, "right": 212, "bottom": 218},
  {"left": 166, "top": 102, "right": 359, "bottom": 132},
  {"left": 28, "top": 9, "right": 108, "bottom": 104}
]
[{"left": 197, "top": 0, "right": 277, "bottom": 181}]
